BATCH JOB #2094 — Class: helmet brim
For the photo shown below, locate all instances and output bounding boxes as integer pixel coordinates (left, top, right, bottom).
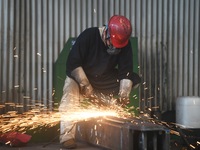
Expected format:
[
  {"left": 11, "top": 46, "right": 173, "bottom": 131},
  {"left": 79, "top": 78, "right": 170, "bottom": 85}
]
[{"left": 111, "top": 37, "right": 129, "bottom": 48}]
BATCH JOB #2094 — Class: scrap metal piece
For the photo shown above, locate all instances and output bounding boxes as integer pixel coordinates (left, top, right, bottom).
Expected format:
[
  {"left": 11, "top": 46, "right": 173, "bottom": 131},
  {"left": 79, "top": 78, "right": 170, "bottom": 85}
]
[{"left": 75, "top": 116, "right": 170, "bottom": 150}]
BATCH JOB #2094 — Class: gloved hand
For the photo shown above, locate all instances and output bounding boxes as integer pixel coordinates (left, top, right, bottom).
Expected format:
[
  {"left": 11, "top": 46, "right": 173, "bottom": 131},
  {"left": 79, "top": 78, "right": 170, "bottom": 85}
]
[
  {"left": 117, "top": 97, "right": 130, "bottom": 107},
  {"left": 118, "top": 79, "right": 133, "bottom": 106},
  {"left": 71, "top": 67, "right": 93, "bottom": 97},
  {"left": 79, "top": 83, "right": 93, "bottom": 97}
]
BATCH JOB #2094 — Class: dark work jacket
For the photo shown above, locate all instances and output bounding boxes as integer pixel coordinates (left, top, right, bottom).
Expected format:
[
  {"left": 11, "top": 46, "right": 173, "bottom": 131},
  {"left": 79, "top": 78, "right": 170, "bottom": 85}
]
[{"left": 66, "top": 27, "right": 135, "bottom": 94}]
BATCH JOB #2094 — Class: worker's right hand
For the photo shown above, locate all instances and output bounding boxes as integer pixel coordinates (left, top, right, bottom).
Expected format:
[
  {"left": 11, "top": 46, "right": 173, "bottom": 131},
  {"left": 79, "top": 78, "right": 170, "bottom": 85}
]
[
  {"left": 71, "top": 67, "right": 93, "bottom": 97},
  {"left": 80, "top": 83, "right": 93, "bottom": 97}
]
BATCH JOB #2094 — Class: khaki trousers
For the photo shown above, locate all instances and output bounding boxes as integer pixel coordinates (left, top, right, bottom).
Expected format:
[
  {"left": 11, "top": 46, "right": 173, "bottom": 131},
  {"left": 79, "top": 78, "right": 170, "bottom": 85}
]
[{"left": 59, "top": 76, "right": 83, "bottom": 143}]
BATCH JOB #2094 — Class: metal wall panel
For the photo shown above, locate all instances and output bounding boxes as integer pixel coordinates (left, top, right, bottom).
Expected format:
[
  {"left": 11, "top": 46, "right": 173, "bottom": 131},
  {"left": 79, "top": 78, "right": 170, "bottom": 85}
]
[{"left": 0, "top": 0, "right": 200, "bottom": 114}]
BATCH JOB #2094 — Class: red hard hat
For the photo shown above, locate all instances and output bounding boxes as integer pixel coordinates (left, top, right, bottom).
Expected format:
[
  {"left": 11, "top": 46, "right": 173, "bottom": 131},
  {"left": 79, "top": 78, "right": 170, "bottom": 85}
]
[{"left": 108, "top": 15, "right": 132, "bottom": 48}]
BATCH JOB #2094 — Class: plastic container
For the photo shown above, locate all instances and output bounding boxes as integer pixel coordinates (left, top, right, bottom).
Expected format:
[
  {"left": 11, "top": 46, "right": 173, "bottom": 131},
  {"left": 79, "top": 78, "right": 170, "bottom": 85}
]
[{"left": 176, "top": 96, "right": 200, "bottom": 128}]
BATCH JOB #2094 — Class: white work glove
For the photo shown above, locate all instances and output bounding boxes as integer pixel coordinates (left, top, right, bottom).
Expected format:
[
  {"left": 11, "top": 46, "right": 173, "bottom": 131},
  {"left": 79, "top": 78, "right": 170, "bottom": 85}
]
[
  {"left": 71, "top": 67, "right": 93, "bottom": 97},
  {"left": 118, "top": 79, "right": 133, "bottom": 106}
]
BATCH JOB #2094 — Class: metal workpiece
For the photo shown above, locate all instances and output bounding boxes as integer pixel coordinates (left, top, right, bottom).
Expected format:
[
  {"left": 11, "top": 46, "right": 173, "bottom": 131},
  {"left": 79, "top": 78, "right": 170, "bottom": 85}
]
[{"left": 75, "top": 116, "right": 170, "bottom": 150}]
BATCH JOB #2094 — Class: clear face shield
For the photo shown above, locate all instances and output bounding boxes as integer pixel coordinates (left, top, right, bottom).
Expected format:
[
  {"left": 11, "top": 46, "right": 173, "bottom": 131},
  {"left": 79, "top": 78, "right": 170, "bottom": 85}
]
[{"left": 105, "top": 27, "right": 121, "bottom": 55}]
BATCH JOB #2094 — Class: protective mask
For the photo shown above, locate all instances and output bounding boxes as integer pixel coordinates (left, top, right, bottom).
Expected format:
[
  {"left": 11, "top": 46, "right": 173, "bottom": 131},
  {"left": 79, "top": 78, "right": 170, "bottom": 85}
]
[{"left": 107, "top": 45, "right": 121, "bottom": 55}]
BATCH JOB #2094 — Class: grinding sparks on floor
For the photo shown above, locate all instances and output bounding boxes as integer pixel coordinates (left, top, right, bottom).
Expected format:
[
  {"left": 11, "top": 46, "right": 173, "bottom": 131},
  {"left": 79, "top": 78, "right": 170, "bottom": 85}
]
[{"left": 0, "top": 98, "right": 135, "bottom": 134}]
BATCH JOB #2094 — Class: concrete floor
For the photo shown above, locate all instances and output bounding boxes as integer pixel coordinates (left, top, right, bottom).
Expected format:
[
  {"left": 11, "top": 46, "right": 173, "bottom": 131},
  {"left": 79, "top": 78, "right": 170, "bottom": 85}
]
[
  {"left": 0, "top": 140, "right": 190, "bottom": 150},
  {"left": 0, "top": 141, "right": 108, "bottom": 150}
]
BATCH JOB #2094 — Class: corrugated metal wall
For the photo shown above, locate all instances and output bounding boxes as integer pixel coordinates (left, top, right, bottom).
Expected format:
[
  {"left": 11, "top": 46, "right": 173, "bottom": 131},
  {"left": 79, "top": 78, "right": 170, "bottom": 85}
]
[{"left": 0, "top": 0, "right": 200, "bottom": 114}]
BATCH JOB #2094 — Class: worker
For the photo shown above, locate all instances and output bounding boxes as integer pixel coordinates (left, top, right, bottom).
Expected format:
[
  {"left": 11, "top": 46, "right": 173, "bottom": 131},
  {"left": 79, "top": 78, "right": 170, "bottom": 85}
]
[{"left": 59, "top": 15, "right": 141, "bottom": 149}]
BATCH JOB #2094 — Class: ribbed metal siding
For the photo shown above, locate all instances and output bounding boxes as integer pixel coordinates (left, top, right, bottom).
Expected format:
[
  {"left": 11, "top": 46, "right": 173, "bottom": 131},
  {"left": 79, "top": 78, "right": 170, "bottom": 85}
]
[
  {"left": 137, "top": 0, "right": 200, "bottom": 112},
  {"left": 0, "top": 0, "right": 200, "bottom": 113}
]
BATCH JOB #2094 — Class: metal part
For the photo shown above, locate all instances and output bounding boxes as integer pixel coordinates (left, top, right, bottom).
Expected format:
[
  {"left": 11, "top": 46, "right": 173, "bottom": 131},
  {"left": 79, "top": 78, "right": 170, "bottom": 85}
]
[
  {"left": 75, "top": 116, "right": 170, "bottom": 150},
  {"left": 176, "top": 96, "right": 200, "bottom": 128}
]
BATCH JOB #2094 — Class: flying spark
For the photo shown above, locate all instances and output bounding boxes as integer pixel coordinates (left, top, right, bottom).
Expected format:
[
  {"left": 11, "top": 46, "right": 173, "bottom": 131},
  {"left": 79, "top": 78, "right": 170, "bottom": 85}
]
[{"left": 0, "top": 100, "right": 135, "bottom": 134}]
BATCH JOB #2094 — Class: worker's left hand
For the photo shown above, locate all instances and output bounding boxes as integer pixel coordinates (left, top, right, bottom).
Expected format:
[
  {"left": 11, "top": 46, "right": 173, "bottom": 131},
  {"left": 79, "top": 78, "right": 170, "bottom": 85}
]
[
  {"left": 117, "top": 97, "right": 130, "bottom": 107},
  {"left": 118, "top": 79, "right": 132, "bottom": 107}
]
